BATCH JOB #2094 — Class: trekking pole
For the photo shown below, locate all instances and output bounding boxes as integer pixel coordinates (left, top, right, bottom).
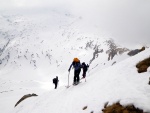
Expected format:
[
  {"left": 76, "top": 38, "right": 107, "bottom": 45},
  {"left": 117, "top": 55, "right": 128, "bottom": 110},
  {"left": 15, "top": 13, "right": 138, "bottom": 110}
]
[{"left": 68, "top": 72, "right": 69, "bottom": 87}]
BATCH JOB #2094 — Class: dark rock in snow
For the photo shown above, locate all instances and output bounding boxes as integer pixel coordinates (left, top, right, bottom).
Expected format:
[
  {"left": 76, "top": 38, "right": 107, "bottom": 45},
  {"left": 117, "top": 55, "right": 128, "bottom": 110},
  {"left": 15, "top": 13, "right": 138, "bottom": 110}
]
[{"left": 14, "top": 93, "right": 38, "bottom": 107}]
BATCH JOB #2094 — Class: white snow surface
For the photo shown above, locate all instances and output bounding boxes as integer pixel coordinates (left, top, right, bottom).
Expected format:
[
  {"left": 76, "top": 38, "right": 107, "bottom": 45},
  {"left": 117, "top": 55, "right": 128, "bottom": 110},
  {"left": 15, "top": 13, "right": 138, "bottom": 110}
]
[
  {"left": 9, "top": 47, "right": 150, "bottom": 113},
  {"left": 0, "top": 10, "right": 150, "bottom": 113}
]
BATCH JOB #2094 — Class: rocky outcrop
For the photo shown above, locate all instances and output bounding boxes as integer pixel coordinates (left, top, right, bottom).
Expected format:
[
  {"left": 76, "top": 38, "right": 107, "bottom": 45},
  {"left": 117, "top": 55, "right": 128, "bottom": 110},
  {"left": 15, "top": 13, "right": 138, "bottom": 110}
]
[
  {"left": 89, "top": 45, "right": 103, "bottom": 64},
  {"left": 85, "top": 40, "right": 104, "bottom": 64},
  {"left": 136, "top": 57, "right": 150, "bottom": 73},
  {"left": 102, "top": 102, "right": 146, "bottom": 113},
  {"left": 105, "top": 39, "right": 129, "bottom": 61},
  {"left": 15, "top": 93, "right": 38, "bottom": 107},
  {"left": 128, "top": 47, "right": 145, "bottom": 56},
  {"left": 0, "top": 39, "right": 10, "bottom": 56},
  {"left": 85, "top": 40, "right": 94, "bottom": 49}
]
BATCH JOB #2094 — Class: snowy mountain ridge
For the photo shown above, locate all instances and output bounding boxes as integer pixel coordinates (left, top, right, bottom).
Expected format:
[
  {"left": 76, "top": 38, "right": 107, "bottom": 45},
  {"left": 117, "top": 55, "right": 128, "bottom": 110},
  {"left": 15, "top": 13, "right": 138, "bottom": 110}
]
[{"left": 0, "top": 12, "right": 130, "bottom": 73}]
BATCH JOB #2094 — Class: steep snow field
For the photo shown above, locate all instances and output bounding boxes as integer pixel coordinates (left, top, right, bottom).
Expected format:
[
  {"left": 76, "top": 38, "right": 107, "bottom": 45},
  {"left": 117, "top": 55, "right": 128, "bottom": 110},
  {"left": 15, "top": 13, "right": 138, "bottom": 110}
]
[{"left": 10, "top": 47, "right": 150, "bottom": 113}]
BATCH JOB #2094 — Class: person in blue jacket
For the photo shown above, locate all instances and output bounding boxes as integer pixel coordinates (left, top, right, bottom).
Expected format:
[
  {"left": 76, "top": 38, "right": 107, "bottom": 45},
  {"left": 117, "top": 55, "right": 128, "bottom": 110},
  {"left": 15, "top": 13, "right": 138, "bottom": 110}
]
[{"left": 68, "top": 58, "right": 81, "bottom": 85}]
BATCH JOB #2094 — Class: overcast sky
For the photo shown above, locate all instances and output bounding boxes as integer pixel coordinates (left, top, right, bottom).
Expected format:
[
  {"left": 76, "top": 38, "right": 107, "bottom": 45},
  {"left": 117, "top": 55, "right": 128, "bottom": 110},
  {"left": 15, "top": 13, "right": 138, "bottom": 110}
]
[{"left": 0, "top": 0, "right": 150, "bottom": 48}]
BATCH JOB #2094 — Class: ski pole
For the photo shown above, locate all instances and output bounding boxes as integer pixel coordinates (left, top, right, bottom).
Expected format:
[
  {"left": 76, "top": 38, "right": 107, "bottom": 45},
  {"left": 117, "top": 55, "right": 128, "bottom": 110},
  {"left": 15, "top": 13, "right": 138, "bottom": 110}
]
[{"left": 68, "top": 72, "right": 70, "bottom": 87}]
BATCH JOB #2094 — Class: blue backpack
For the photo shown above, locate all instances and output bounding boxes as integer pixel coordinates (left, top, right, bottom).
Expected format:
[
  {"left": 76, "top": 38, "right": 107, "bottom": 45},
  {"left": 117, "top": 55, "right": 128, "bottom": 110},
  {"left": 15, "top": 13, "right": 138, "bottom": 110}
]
[{"left": 73, "top": 62, "right": 81, "bottom": 70}]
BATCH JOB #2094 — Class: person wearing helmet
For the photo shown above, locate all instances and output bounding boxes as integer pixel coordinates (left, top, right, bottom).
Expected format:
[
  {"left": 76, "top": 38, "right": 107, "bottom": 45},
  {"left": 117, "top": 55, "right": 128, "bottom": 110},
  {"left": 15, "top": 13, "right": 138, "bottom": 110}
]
[{"left": 68, "top": 58, "right": 81, "bottom": 85}]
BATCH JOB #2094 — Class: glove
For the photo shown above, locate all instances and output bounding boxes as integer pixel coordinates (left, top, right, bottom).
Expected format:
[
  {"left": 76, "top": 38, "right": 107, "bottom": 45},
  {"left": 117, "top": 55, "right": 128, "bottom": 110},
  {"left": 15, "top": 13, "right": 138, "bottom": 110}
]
[{"left": 68, "top": 69, "right": 70, "bottom": 72}]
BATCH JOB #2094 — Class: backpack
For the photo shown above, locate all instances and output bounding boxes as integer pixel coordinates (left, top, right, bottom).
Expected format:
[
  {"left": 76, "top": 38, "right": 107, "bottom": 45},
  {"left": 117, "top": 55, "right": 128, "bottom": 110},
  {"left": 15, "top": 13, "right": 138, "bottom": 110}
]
[
  {"left": 53, "top": 78, "right": 56, "bottom": 83},
  {"left": 72, "top": 61, "right": 81, "bottom": 70},
  {"left": 82, "top": 62, "right": 89, "bottom": 71}
]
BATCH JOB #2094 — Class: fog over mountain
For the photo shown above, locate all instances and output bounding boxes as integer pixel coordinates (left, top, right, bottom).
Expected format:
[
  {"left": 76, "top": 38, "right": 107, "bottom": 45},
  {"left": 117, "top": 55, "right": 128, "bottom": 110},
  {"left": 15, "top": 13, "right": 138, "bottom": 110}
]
[
  {"left": 0, "top": 0, "right": 150, "bottom": 48},
  {"left": 0, "top": 1, "right": 150, "bottom": 113}
]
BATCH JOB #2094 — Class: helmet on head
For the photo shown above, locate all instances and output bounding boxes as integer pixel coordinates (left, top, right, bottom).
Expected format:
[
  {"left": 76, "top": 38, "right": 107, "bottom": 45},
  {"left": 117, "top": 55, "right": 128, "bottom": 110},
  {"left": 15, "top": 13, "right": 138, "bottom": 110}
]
[
  {"left": 73, "top": 58, "right": 80, "bottom": 62},
  {"left": 82, "top": 62, "right": 85, "bottom": 65}
]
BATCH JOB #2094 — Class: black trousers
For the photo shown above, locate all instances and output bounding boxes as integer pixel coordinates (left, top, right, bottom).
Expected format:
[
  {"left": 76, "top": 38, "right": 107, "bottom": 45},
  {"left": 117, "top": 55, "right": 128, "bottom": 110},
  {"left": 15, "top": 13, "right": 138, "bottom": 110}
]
[
  {"left": 74, "top": 69, "right": 81, "bottom": 83},
  {"left": 82, "top": 70, "right": 87, "bottom": 78},
  {"left": 54, "top": 83, "right": 58, "bottom": 89}
]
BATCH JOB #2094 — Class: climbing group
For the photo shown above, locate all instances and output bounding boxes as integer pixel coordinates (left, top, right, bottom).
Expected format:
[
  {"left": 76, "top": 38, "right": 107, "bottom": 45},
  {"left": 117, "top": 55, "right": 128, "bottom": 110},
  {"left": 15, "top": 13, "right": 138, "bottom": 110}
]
[
  {"left": 68, "top": 58, "right": 89, "bottom": 85},
  {"left": 52, "top": 57, "right": 89, "bottom": 89}
]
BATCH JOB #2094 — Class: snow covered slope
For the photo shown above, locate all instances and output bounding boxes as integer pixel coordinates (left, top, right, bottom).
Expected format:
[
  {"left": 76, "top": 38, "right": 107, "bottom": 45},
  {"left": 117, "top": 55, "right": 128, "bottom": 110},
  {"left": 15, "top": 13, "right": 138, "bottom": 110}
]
[
  {"left": 0, "top": 10, "right": 148, "bottom": 113},
  {"left": 0, "top": 11, "right": 130, "bottom": 81},
  {"left": 10, "top": 46, "right": 150, "bottom": 113}
]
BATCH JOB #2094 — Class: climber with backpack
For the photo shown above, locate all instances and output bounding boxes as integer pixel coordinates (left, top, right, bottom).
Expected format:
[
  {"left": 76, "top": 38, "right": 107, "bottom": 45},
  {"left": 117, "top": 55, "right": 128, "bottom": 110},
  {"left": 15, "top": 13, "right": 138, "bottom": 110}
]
[
  {"left": 68, "top": 58, "right": 82, "bottom": 85},
  {"left": 53, "top": 76, "right": 59, "bottom": 89},
  {"left": 81, "top": 62, "right": 89, "bottom": 81}
]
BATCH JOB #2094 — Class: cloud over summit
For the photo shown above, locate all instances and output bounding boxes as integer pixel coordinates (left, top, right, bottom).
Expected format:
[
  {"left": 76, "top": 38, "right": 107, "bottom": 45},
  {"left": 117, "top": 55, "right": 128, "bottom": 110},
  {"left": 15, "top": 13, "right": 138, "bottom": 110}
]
[{"left": 0, "top": 0, "right": 150, "bottom": 48}]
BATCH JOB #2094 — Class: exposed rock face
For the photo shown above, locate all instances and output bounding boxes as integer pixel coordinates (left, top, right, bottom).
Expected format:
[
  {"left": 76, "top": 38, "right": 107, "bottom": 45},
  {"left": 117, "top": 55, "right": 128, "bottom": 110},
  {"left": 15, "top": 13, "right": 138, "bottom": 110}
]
[
  {"left": 128, "top": 47, "right": 145, "bottom": 56},
  {"left": 0, "top": 39, "right": 10, "bottom": 65},
  {"left": 85, "top": 40, "right": 103, "bottom": 64},
  {"left": 128, "top": 49, "right": 140, "bottom": 56},
  {"left": 89, "top": 46, "right": 103, "bottom": 64},
  {"left": 85, "top": 40, "right": 94, "bottom": 49},
  {"left": 82, "top": 106, "right": 88, "bottom": 110},
  {"left": 136, "top": 57, "right": 150, "bottom": 73},
  {"left": 15, "top": 93, "right": 38, "bottom": 107},
  {"left": 86, "top": 39, "right": 129, "bottom": 64},
  {"left": 102, "top": 102, "right": 145, "bottom": 113},
  {"left": 105, "top": 39, "right": 129, "bottom": 61},
  {"left": 0, "top": 39, "right": 10, "bottom": 56},
  {"left": 112, "top": 61, "right": 116, "bottom": 66}
]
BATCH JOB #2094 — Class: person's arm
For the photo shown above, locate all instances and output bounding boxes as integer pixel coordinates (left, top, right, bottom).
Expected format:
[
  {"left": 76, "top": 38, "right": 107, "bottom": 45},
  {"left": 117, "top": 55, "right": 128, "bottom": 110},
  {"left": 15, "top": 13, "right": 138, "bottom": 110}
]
[
  {"left": 80, "top": 64, "right": 83, "bottom": 68},
  {"left": 68, "top": 63, "right": 73, "bottom": 72}
]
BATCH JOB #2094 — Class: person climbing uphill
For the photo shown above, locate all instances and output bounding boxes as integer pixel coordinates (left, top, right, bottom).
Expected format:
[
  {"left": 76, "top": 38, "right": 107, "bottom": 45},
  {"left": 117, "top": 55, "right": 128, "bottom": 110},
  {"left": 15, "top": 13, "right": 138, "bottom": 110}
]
[
  {"left": 68, "top": 58, "right": 82, "bottom": 85},
  {"left": 81, "top": 62, "right": 89, "bottom": 80},
  {"left": 53, "top": 76, "right": 59, "bottom": 89}
]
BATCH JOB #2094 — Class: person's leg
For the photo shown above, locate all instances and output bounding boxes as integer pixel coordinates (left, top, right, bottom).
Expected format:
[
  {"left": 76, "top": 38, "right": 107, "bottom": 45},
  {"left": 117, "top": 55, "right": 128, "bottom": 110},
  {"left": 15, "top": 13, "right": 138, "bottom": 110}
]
[
  {"left": 84, "top": 70, "right": 87, "bottom": 82},
  {"left": 82, "top": 70, "right": 85, "bottom": 78},
  {"left": 84, "top": 70, "right": 87, "bottom": 78},
  {"left": 54, "top": 83, "right": 57, "bottom": 89},
  {"left": 56, "top": 82, "right": 58, "bottom": 89},
  {"left": 77, "top": 69, "right": 81, "bottom": 83},
  {"left": 74, "top": 70, "right": 77, "bottom": 84}
]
